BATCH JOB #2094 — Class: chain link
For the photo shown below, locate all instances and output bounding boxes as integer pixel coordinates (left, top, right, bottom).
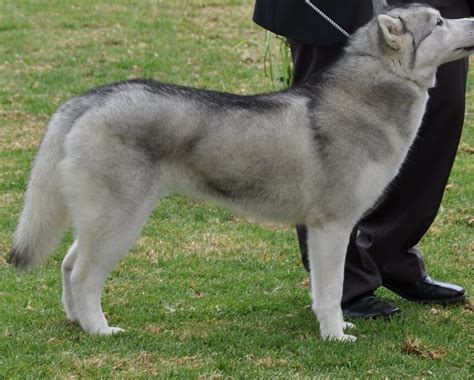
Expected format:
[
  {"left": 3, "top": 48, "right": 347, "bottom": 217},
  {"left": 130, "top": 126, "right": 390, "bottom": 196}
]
[{"left": 304, "top": 0, "right": 351, "bottom": 38}]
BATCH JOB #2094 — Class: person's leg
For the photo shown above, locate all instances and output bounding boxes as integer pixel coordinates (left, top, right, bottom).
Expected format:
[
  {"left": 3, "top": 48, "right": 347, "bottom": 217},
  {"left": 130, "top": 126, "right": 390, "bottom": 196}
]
[
  {"left": 289, "top": 40, "right": 343, "bottom": 85},
  {"left": 339, "top": 0, "right": 471, "bottom": 310}
]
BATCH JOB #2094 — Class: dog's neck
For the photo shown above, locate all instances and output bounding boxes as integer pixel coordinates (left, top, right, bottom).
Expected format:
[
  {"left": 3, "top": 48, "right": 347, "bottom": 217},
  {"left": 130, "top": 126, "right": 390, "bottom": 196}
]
[
  {"left": 381, "top": 55, "right": 437, "bottom": 90},
  {"left": 313, "top": 52, "right": 430, "bottom": 151}
]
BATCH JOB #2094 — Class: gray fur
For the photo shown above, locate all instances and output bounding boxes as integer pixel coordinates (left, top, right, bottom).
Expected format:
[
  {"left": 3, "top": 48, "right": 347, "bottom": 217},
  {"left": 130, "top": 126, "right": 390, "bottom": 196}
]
[
  {"left": 372, "top": 0, "right": 389, "bottom": 15},
  {"left": 8, "top": 5, "right": 474, "bottom": 340}
]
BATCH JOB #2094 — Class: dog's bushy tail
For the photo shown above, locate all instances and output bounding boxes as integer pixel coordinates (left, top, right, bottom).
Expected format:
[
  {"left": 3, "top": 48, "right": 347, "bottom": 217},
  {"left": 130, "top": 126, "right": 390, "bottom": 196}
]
[{"left": 7, "top": 110, "right": 71, "bottom": 271}]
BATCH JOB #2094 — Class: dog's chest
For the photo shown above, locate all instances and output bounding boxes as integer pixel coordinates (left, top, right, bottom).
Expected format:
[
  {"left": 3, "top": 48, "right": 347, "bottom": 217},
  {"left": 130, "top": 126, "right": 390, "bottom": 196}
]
[{"left": 355, "top": 160, "right": 399, "bottom": 212}]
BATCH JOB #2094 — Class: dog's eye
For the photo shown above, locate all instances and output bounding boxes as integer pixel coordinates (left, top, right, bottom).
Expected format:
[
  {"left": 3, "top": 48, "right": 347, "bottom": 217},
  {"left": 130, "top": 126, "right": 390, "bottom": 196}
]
[{"left": 436, "top": 19, "right": 443, "bottom": 26}]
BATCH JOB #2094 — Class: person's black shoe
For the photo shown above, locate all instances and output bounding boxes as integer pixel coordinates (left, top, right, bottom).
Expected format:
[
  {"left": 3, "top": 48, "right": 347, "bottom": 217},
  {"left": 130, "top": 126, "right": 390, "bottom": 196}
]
[
  {"left": 342, "top": 294, "right": 401, "bottom": 320},
  {"left": 383, "top": 276, "right": 466, "bottom": 305}
]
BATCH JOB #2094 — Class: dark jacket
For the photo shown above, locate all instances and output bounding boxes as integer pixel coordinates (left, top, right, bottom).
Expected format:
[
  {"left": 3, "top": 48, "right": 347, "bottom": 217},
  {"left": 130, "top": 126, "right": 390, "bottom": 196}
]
[
  {"left": 253, "top": 0, "right": 373, "bottom": 46},
  {"left": 253, "top": 0, "right": 474, "bottom": 46}
]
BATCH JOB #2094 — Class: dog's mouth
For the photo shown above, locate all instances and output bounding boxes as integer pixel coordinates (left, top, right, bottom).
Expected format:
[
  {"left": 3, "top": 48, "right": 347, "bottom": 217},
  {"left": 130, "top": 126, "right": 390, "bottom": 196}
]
[{"left": 456, "top": 46, "right": 474, "bottom": 51}]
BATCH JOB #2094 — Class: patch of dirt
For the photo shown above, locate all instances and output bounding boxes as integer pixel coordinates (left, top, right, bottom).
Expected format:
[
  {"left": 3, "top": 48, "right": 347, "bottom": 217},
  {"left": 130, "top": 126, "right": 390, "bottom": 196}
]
[{"left": 401, "top": 337, "right": 446, "bottom": 360}]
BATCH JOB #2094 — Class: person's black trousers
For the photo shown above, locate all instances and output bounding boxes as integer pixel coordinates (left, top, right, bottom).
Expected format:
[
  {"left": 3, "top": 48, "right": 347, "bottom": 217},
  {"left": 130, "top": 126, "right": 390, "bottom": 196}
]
[{"left": 291, "top": 3, "right": 470, "bottom": 306}]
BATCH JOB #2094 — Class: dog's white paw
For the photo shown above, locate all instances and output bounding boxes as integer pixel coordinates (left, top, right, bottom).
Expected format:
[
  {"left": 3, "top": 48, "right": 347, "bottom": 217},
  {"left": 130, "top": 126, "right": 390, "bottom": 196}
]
[
  {"left": 343, "top": 321, "right": 355, "bottom": 330},
  {"left": 322, "top": 333, "right": 357, "bottom": 342},
  {"left": 339, "top": 334, "right": 357, "bottom": 342},
  {"left": 91, "top": 326, "right": 125, "bottom": 336}
]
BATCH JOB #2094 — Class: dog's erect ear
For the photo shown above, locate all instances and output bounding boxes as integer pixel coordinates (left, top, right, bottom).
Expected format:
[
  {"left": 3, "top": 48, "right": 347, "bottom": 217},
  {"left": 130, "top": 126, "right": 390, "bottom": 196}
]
[
  {"left": 372, "top": 0, "right": 388, "bottom": 15},
  {"left": 377, "top": 14, "right": 404, "bottom": 50}
]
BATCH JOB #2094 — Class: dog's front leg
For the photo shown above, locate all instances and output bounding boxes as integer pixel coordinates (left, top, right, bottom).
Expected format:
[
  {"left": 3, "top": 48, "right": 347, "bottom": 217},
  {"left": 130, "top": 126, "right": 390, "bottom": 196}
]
[{"left": 307, "top": 224, "right": 356, "bottom": 342}]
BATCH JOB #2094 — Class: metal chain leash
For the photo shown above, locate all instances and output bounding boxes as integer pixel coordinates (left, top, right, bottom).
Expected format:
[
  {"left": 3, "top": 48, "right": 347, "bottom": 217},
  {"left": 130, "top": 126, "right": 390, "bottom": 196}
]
[{"left": 304, "top": 0, "right": 351, "bottom": 38}]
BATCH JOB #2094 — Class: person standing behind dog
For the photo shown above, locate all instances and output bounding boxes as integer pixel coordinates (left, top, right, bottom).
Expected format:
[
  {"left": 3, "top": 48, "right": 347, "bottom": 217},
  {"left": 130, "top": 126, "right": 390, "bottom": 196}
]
[{"left": 253, "top": 0, "right": 471, "bottom": 319}]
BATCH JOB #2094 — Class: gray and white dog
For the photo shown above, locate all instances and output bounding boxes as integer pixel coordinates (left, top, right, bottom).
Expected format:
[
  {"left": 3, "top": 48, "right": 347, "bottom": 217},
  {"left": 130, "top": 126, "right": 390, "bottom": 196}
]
[{"left": 7, "top": 4, "right": 474, "bottom": 341}]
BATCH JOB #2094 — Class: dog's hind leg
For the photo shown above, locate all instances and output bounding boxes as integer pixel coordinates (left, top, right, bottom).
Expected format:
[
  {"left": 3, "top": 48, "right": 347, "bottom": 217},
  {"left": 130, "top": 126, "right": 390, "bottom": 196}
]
[
  {"left": 68, "top": 197, "right": 156, "bottom": 335},
  {"left": 62, "top": 240, "right": 79, "bottom": 321},
  {"left": 307, "top": 223, "right": 356, "bottom": 342},
  {"left": 59, "top": 157, "right": 161, "bottom": 336}
]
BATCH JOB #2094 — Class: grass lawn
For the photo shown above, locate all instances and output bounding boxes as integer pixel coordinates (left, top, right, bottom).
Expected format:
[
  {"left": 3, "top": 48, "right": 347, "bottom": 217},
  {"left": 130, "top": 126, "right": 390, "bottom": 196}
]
[{"left": 0, "top": 1, "right": 473, "bottom": 378}]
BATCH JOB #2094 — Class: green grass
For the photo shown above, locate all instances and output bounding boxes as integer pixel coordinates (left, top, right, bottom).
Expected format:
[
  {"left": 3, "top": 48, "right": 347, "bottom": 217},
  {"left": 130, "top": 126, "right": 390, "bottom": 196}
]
[{"left": 0, "top": 1, "right": 473, "bottom": 378}]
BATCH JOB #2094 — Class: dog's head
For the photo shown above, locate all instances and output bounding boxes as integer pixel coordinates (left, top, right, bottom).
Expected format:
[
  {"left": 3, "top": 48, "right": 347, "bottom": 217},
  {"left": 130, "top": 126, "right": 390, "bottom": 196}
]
[{"left": 351, "top": 4, "right": 474, "bottom": 87}]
